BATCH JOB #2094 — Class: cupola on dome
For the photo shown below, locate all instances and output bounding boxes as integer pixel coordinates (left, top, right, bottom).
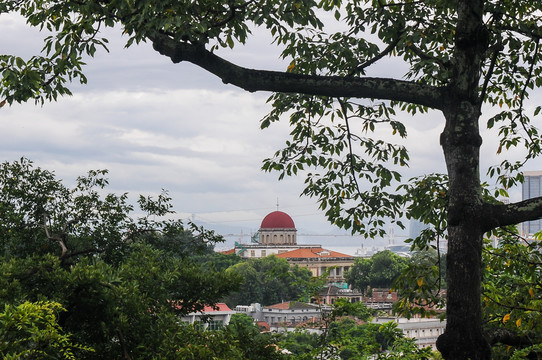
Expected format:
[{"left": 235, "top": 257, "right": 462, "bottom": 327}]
[{"left": 260, "top": 211, "right": 296, "bottom": 229}]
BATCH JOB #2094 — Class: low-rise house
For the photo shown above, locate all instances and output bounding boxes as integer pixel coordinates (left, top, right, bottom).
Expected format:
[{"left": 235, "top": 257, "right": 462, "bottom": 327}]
[
  {"left": 276, "top": 247, "right": 355, "bottom": 284},
  {"left": 180, "top": 303, "right": 236, "bottom": 330},
  {"left": 317, "top": 285, "right": 364, "bottom": 305},
  {"left": 235, "top": 301, "right": 325, "bottom": 327},
  {"left": 373, "top": 317, "right": 446, "bottom": 350},
  {"left": 263, "top": 301, "right": 324, "bottom": 326}
]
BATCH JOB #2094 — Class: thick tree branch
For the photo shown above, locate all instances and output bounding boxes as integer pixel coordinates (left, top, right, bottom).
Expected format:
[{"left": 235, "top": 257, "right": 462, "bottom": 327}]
[
  {"left": 494, "top": 24, "right": 542, "bottom": 41},
  {"left": 486, "top": 328, "right": 541, "bottom": 347},
  {"left": 481, "top": 196, "right": 542, "bottom": 232},
  {"left": 150, "top": 33, "right": 445, "bottom": 110}
]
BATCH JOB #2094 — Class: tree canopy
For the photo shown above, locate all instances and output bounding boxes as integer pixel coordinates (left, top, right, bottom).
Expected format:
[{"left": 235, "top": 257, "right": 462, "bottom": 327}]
[
  {"left": 224, "top": 254, "right": 313, "bottom": 307},
  {"left": 345, "top": 250, "right": 408, "bottom": 293},
  {"left": 0, "top": 158, "right": 243, "bottom": 359},
  {"left": 3, "top": 1, "right": 542, "bottom": 359},
  {"left": 279, "top": 299, "right": 433, "bottom": 360}
]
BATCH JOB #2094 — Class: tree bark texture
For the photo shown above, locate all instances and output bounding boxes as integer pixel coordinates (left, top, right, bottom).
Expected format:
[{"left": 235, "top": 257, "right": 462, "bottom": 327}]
[
  {"left": 437, "top": 101, "right": 490, "bottom": 359},
  {"left": 436, "top": 1, "right": 491, "bottom": 359}
]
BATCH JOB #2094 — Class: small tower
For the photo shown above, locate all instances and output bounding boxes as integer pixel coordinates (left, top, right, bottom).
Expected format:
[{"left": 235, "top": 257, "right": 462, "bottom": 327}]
[{"left": 259, "top": 211, "right": 297, "bottom": 245}]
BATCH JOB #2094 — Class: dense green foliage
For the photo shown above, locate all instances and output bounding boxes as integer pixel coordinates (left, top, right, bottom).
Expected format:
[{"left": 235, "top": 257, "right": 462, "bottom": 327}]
[
  {"left": 482, "top": 229, "right": 542, "bottom": 359},
  {"left": 394, "top": 248, "right": 447, "bottom": 319},
  {"left": 276, "top": 298, "right": 437, "bottom": 359},
  {"left": 0, "top": 158, "right": 247, "bottom": 359},
  {"left": 0, "top": 301, "right": 92, "bottom": 359},
  {"left": 226, "top": 313, "right": 287, "bottom": 360},
  {"left": 224, "top": 254, "right": 313, "bottom": 307},
  {"left": 279, "top": 318, "right": 434, "bottom": 360},
  {"left": 345, "top": 250, "right": 408, "bottom": 293}
]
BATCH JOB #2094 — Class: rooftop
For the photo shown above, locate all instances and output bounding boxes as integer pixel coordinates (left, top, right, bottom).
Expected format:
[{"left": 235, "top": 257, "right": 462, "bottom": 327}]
[
  {"left": 202, "top": 303, "right": 233, "bottom": 312},
  {"left": 276, "top": 247, "right": 353, "bottom": 259},
  {"left": 265, "top": 301, "right": 318, "bottom": 310}
]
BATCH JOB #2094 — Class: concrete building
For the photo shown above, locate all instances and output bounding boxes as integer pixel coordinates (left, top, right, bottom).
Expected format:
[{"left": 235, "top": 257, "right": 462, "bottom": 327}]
[
  {"left": 318, "top": 285, "right": 364, "bottom": 305},
  {"left": 180, "top": 303, "right": 236, "bottom": 330},
  {"left": 276, "top": 247, "right": 354, "bottom": 283},
  {"left": 263, "top": 301, "right": 323, "bottom": 326},
  {"left": 235, "top": 301, "right": 324, "bottom": 327},
  {"left": 373, "top": 317, "right": 447, "bottom": 350},
  {"left": 522, "top": 171, "right": 542, "bottom": 237},
  {"left": 235, "top": 301, "right": 444, "bottom": 349}
]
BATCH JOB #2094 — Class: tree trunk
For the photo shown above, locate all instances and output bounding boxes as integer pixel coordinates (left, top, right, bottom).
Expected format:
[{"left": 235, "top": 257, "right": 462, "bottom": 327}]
[
  {"left": 435, "top": 1, "right": 492, "bottom": 357},
  {"left": 436, "top": 101, "right": 490, "bottom": 359}
]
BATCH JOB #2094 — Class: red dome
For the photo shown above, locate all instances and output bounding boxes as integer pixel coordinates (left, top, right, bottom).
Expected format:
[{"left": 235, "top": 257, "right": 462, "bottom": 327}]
[{"left": 260, "top": 211, "right": 295, "bottom": 229}]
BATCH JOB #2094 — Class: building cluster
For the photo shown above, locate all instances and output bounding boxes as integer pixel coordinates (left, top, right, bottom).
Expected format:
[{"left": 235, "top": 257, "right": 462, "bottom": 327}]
[
  {"left": 181, "top": 299, "right": 446, "bottom": 350},
  {"left": 222, "top": 210, "right": 355, "bottom": 288},
  {"left": 214, "top": 210, "right": 446, "bottom": 349}
]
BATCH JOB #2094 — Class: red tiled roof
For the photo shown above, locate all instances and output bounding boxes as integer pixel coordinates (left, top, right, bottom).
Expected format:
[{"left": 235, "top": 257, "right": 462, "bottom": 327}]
[
  {"left": 264, "top": 301, "right": 317, "bottom": 310},
  {"left": 275, "top": 247, "right": 353, "bottom": 259},
  {"left": 202, "top": 303, "right": 232, "bottom": 312},
  {"left": 266, "top": 302, "right": 291, "bottom": 310},
  {"left": 172, "top": 302, "right": 232, "bottom": 313},
  {"left": 257, "top": 321, "right": 271, "bottom": 331},
  {"left": 220, "top": 249, "right": 236, "bottom": 255}
]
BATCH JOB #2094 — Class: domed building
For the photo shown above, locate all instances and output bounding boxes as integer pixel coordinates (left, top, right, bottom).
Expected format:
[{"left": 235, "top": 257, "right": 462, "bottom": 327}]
[
  {"left": 259, "top": 211, "right": 297, "bottom": 245},
  {"left": 234, "top": 210, "right": 310, "bottom": 259},
  {"left": 226, "top": 209, "right": 363, "bottom": 304}
]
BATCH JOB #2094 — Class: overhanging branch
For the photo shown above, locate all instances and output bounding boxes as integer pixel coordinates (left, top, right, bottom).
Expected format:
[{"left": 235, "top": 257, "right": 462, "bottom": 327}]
[
  {"left": 487, "top": 327, "right": 540, "bottom": 347},
  {"left": 150, "top": 33, "right": 445, "bottom": 110},
  {"left": 482, "top": 196, "right": 542, "bottom": 232}
]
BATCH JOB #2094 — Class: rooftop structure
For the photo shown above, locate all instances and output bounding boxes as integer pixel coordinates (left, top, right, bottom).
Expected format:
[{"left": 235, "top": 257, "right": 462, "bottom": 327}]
[
  {"left": 259, "top": 211, "right": 297, "bottom": 245},
  {"left": 260, "top": 211, "right": 296, "bottom": 229},
  {"left": 180, "top": 303, "right": 236, "bottom": 330},
  {"left": 276, "top": 247, "right": 354, "bottom": 282}
]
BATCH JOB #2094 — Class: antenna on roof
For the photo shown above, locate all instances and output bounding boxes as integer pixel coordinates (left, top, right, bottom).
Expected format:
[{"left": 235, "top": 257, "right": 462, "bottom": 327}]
[{"left": 276, "top": 197, "right": 279, "bottom": 211}]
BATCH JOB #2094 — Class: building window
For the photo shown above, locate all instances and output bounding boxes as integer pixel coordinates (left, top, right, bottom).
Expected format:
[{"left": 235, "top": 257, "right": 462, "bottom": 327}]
[
  {"left": 250, "top": 250, "right": 255, "bottom": 257},
  {"left": 208, "top": 320, "right": 224, "bottom": 331},
  {"left": 261, "top": 250, "right": 266, "bottom": 257}
]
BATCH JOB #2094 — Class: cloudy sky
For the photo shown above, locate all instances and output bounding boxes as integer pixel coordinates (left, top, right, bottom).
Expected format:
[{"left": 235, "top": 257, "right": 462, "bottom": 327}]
[{"left": 1, "top": 12, "right": 538, "bottom": 251}]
